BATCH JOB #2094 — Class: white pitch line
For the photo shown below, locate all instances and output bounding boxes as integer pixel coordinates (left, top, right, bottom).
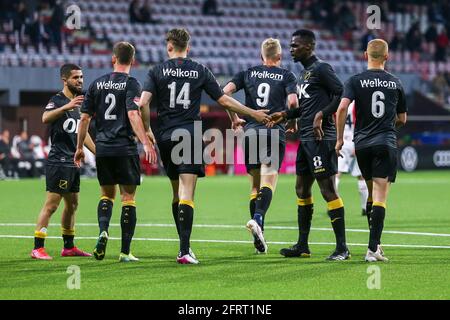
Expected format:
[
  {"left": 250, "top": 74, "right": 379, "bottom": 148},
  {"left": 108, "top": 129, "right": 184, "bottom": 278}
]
[
  {"left": 1, "top": 234, "right": 450, "bottom": 249},
  {"left": 1, "top": 223, "right": 450, "bottom": 238}
]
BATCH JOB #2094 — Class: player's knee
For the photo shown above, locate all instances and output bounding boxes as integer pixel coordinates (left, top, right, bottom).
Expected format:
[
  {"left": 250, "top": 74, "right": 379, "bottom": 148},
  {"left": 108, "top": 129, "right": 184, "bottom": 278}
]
[
  {"left": 121, "top": 194, "right": 135, "bottom": 203},
  {"left": 320, "top": 189, "right": 338, "bottom": 202},
  {"left": 71, "top": 199, "right": 79, "bottom": 212},
  {"left": 295, "top": 186, "right": 310, "bottom": 199}
]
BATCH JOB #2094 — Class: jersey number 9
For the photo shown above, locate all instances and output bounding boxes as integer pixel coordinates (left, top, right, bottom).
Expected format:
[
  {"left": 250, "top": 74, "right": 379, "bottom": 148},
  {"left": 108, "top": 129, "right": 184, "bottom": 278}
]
[{"left": 256, "top": 83, "right": 270, "bottom": 108}]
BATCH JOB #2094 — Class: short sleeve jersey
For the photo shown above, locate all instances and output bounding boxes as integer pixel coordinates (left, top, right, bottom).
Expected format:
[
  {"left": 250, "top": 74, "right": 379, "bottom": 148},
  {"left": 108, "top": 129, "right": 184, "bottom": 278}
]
[
  {"left": 343, "top": 69, "right": 407, "bottom": 149},
  {"left": 297, "top": 56, "right": 343, "bottom": 141},
  {"left": 229, "top": 65, "right": 297, "bottom": 138},
  {"left": 143, "top": 58, "right": 224, "bottom": 142},
  {"left": 81, "top": 72, "right": 141, "bottom": 157},
  {"left": 45, "top": 92, "right": 79, "bottom": 167}
]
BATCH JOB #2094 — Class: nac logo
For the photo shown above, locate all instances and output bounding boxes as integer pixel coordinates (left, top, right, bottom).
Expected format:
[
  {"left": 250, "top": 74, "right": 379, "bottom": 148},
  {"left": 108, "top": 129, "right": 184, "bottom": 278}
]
[
  {"left": 400, "top": 147, "right": 418, "bottom": 172},
  {"left": 63, "top": 118, "right": 80, "bottom": 134},
  {"left": 313, "top": 156, "right": 322, "bottom": 168},
  {"left": 433, "top": 151, "right": 450, "bottom": 167}
]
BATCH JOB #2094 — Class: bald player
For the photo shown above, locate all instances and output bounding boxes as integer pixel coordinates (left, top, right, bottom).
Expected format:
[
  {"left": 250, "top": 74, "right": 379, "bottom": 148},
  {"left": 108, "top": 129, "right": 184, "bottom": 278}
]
[{"left": 335, "top": 39, "right": 407, "bottom": 262}]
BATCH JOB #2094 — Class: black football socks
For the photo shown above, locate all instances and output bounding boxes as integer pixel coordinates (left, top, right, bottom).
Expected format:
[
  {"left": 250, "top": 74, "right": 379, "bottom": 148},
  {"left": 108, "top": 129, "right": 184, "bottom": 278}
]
[
  {"left": 369, "top": 202, "right": 386, "bottom": 252},
  {"left": 62, "top": 227, "right": 75, "bottom": 249},
  {"left": 327, "top": 198, "right": 347, "bottom": 252},
  {"left": 120, "top": 201, "right": 137, "bottom": 255},
  {"left": 172, "top": 201, "right": 180, "bottom": 236},
  {"left": 253, "top": 185, "right": 273, "bottom": 230},
  {"left": 178, "top": 200, "right": 194, "bottom": 256},
  {"left": 98, "top": 196, "right": 114, "bottom": 234},
  {"left": 297, "top": 197, "right": 314, "bottom": 248}
]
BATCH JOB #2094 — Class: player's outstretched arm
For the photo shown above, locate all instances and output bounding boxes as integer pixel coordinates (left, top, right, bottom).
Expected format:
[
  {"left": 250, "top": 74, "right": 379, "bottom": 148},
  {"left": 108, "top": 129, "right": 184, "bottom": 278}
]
[
  {"left": 42, "top": 95, "right": 84, "bottom": 124},
  {"left": 335, "top": 98, "right": 352, "bottom": 158},
  {"left": 74, "top": 112, "right": 91, "bottom": 167},
  {"left": 216, "top": 94, "right": 270, "bottom": 124},
  {"left": 222, "top": 82, "right": 245, "bottom": 130},
  {"left": 128, "top": 110, "right": 157, "bottom": 164}
]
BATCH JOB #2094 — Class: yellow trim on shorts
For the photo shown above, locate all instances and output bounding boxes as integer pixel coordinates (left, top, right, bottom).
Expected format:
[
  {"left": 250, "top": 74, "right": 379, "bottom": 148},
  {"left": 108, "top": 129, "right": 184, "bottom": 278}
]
[
  {"left": 327, "top": 198, "right": 344, "bottom": 210},
  {"left": 297, "top": 197, "right": 314, "bottom": 206},
  {"left": 179, "top": 199, "right": 194, "bottom": 208}
]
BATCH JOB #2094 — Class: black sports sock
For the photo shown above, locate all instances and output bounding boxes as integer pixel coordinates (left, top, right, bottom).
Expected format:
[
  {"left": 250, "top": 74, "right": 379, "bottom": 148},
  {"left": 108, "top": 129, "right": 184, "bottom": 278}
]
[
  {"left": 98, "top": 198, "right": 113, "bottom": 234},
  {"left": 249, "top": 194, "right": 257, "bottom": 220},
  {"left": 63, "top": 235, "right": 74, "bottom": 249},
  {"left": 120, "top": 203, "right": 137, "bottom": 255},
  {"left": 297, "top": 197, "right": 313, "bottom": 247},
  {"left": 369, "top": 203, "right": 386, "bottom": 252},
  {"left": 366, "top": 200, "right": 373, "bottom": 228},
  {"left": 327, "top": 198, "right": 347, "bottom": 252},
  {"left": 172, "top": 201, "right": 180, "bottom": 236},
  {"left": 253, "top": 186, "right": 273, "bottom": 230},
  {"left": 34, "top": 229, "right": 47, "bottom": 249},
  {"left": 62, "top": 228, "right": 75, "bottom": 249},
  {"left": 178, "top": 201, "right": 194, "bottom": 256}
]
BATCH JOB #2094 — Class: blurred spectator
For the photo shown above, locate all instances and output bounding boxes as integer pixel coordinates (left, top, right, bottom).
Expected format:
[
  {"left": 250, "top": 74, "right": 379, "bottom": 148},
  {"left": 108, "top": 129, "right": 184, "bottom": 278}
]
[
  {"left": 129, "top": 0, "right": 143, "bottom": 23},
  {"left": 361, "top": 30, "right": 376, "bottom": 51},
  {"left": 202, "top": 0, "right": 223, "bottom": 16},
  {"left": 49, "top": 0, "right": 64, "bottom": 52},
  {"left": 435, "top": 28, "right": 449, "bottom": 62},
  {"left": 129, "top": 0, "right": 160, "bottom": 24},
  {"left": 424, "top": 23, "right": 438, "bottom": 56},
  {"left": 431, "top": 72, "right": 450, "bottom": 105},
  {"left": 16, "top": 131, "right": 36, "bottom": 177},
  {"left": 390, "top": 32, "right": 406, "bottom": 52},
  {"left": 406, "top": 25, "right": 423, "bottom": 61},
  {"left": 0, "top": 129, "right": 15, "bottom": 178}
]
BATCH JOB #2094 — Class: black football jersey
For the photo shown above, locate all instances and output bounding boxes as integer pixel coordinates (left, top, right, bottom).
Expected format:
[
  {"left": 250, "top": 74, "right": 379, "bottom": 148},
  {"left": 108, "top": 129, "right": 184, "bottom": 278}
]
[
  {"left": 143, "top": 58, "right": 224, "bottom": 141},
  {"left": 296, "top": 55, "right": 343, "bottom": 141},
  {"left": 343, "top": 69, "right": 407, "bottom": 149},
  {"left": 45, "top": 92, "right": 79, "bottom": 167},
  {"left": 81, "top": 72, "right": 141, "bottom": 157},
  {"left": 229, "top": 65, "right": 297, "bottom": 136}
]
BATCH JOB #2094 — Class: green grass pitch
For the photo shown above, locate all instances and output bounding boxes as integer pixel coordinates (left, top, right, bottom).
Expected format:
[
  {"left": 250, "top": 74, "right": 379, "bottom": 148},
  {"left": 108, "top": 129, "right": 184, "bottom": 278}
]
[{"left": 0, "top": 171, "right": 449, "bottom": 300}]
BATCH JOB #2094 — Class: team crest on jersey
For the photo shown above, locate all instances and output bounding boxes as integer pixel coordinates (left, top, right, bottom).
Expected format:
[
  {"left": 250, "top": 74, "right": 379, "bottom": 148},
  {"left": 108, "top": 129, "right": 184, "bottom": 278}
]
[{"left": 303, "top": 71, "right": 312, "bottom": 81}]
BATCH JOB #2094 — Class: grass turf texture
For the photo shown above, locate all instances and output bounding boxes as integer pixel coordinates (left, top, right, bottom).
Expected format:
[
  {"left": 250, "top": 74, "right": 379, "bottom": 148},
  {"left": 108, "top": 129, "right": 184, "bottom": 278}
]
[{"left": 0, "top": 171, "right": 449, "bottom": 299}]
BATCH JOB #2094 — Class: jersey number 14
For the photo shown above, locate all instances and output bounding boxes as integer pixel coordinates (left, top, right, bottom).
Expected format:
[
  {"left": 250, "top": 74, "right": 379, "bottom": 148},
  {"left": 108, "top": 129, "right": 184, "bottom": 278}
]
[{"left": 168, "top": 82, "right": 191, "bottom": 109}]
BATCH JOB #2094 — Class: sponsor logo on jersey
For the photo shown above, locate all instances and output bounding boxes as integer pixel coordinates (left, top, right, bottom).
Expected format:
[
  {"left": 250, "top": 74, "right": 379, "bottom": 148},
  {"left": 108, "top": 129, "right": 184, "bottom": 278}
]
[
  {"left": 297, "top": 84, "right": 310, "bottom": 99},
  {"left": 45, "top": 102, "right": 56, "bottom": 110},
  {"left": 360, "top": 78, "right": 397, "bottom": 89},
  {"left": 96, "top": 81, "right": 127, "bottom": 90},
  {"left": 162, "top": 68, "right": 199, "bottom": 79},
  {"left": 250, "top": 70, "right": 283, "bottom": 81}
]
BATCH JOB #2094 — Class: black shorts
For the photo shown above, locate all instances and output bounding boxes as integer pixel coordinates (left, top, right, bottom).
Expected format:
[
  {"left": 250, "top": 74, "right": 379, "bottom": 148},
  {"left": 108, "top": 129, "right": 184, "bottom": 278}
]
[
  {"left": 244, "top": 134, "right": 286, "bottom": 174},
  {"left": 157, "top": 138, "right": 205, "bottom": 180},
  {"left": 356, "top": 145, "right": 397, "bottom": 182},
  {"left": 296, "top": 140, "right": 338, "bottom": 178},
  {"left": 46, "top": 164, "right": 80, "bottom": 194},
  {"left": 96, "top": 155, "right": 141, "bottom": 186}
]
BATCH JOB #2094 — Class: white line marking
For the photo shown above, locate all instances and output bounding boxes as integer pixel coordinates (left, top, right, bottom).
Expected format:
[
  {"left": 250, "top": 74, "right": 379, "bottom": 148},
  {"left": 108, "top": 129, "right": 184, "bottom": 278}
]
[
  {"left": 1, "top": 234, "right": 450, "bottom": 249},
  {"left": 1, "top": 223, "right": 450, "bottom": 237}
]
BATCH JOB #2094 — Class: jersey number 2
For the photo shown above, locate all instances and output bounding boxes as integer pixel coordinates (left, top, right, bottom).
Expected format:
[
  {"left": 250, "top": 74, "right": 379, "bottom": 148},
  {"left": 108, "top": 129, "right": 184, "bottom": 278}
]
[
  {"left": 371, "top": 91, "right": 385, "bottom": 118},
  {"left": 105, "top": 93, "right": 117, "bottom": 120},
  {"left": 168, "top": 82, "right": 191, "bottom": 109}
]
